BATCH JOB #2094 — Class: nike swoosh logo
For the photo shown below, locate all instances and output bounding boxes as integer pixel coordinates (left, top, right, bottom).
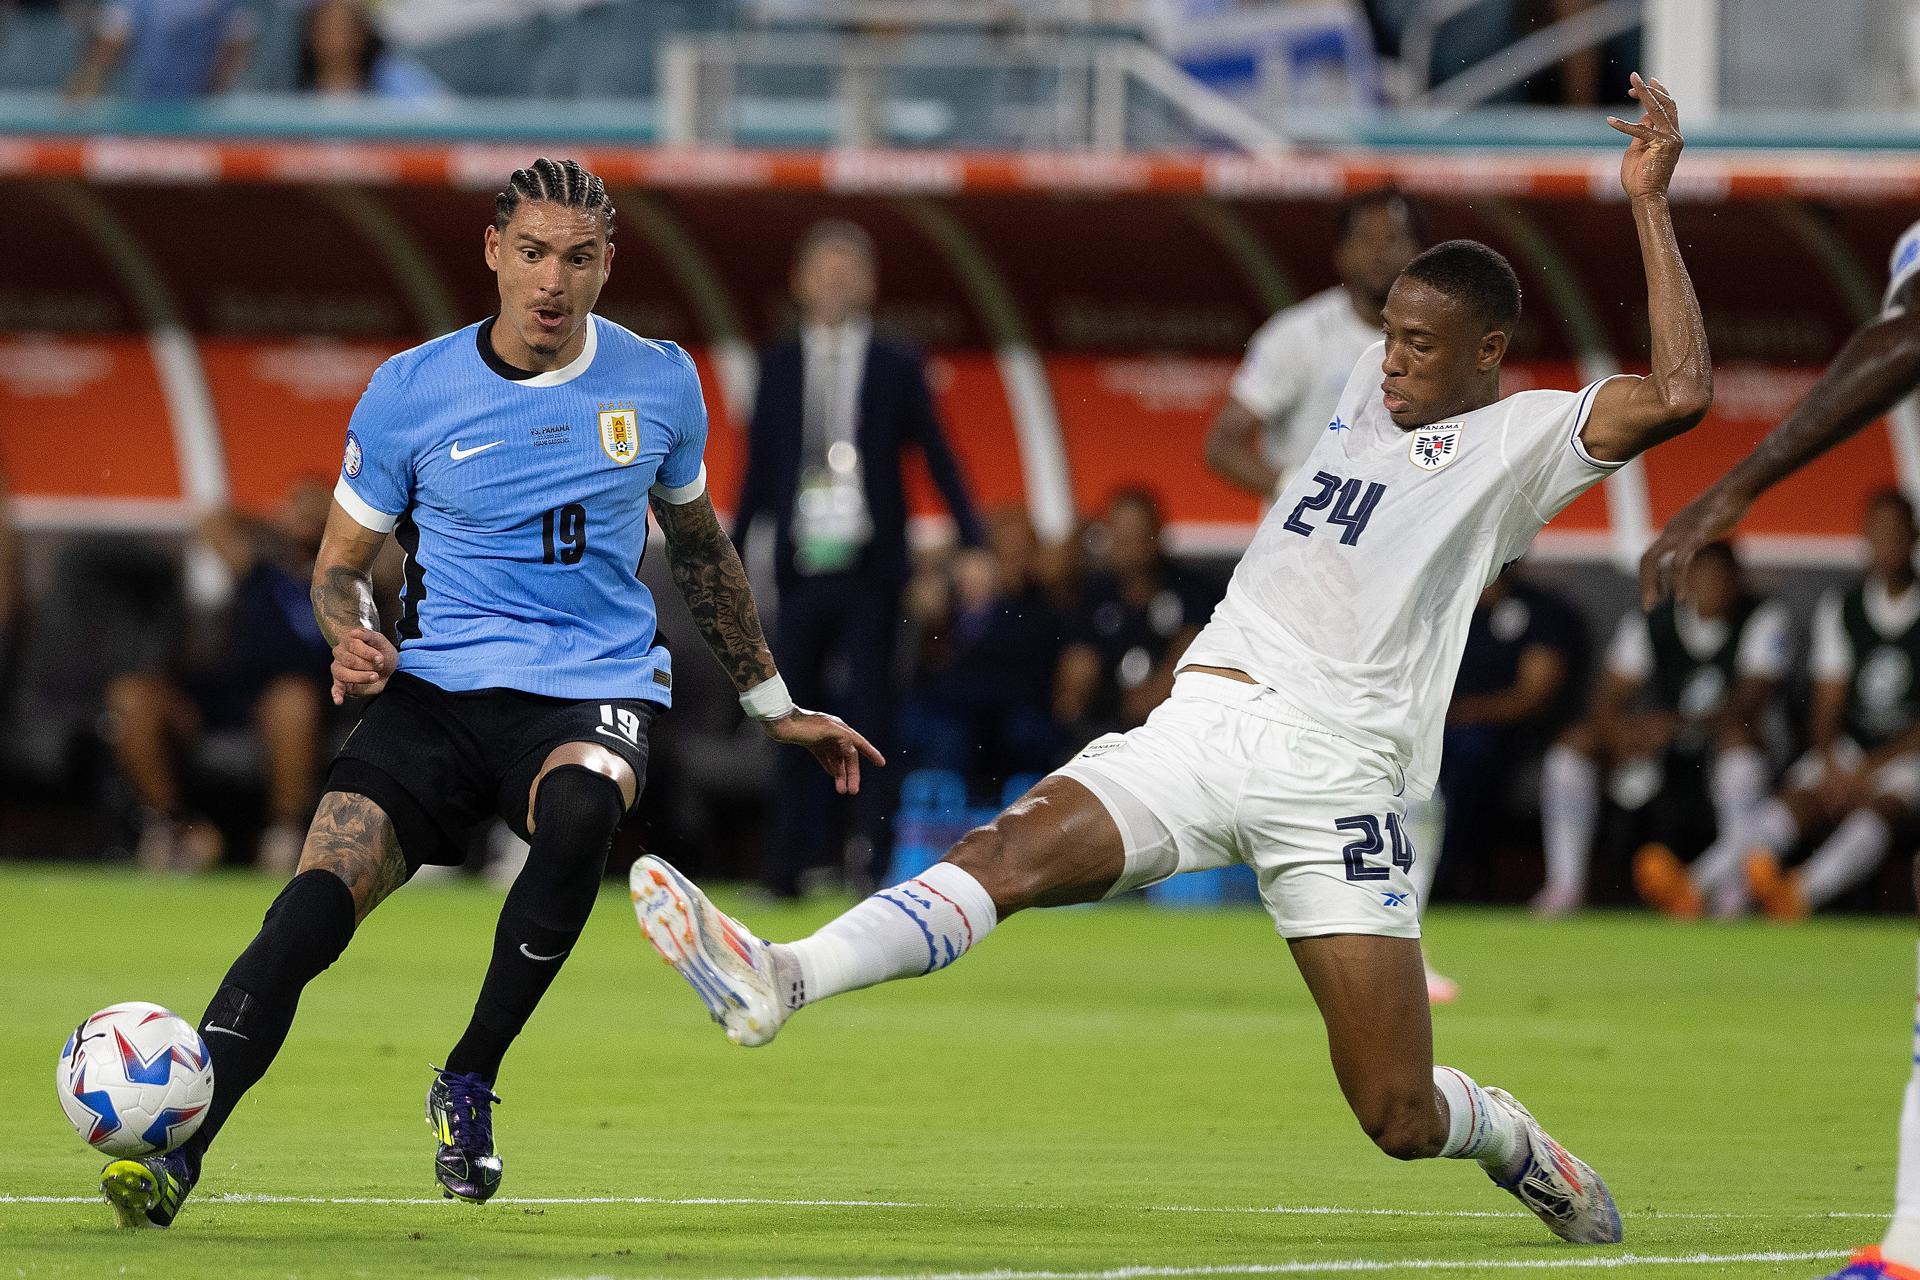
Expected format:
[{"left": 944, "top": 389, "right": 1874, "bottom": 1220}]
[
  {"left": 519, "top": 943, "right": 569, "bottom": 962},
  {"left": 450, "top": 440, "right": 504, "bottom": 462},
  {"left": 203, "top": 1025, "right": 250, "bottom": 1041}
]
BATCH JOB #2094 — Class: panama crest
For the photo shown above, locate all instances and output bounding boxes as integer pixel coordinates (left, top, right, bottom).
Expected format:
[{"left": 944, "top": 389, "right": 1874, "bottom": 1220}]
[
  {"left": 1409, "top": 425, "right": 1463, "bottom": 472},
  {"left": 598, "top": 403, "right": 639, "bottom": 465}
]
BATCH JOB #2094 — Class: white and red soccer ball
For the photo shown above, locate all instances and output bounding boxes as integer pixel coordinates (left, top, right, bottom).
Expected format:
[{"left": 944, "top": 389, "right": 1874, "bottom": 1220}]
[{"left": 56, "top": 1002, "right": 214, "bottom": 1157}]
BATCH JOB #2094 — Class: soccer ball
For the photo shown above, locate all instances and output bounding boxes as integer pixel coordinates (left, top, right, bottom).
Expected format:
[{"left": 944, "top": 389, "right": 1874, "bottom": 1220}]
[{"left": 56, "top": 1002, "right": 214, "bottom": 1158}]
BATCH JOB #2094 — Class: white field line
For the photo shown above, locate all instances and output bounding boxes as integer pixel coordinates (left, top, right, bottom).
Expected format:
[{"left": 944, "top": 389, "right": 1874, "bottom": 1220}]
[
  {"left": 0, "top": 1194, "right": 1884, "bottom": 1222},
  {"left": 0, "top": 1194, "right": 923, "bottom": 1208},
  {"left": 691, "top": 1258, "right": 1850, "bottom": 1280},
  {"left": 1152, "top": 1203, "right": 1885, "bottom": 1222}
]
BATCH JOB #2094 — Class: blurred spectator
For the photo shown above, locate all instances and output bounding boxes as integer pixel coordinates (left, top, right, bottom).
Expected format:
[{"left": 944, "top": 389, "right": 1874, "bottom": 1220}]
[
  {"left": 0, "top": 466, "right": 17, "bottom": 696},
  {"left": 1207, "top": 189, "right": 1423, "bottom": 501},
  {"left": 65, "top": 0, "right": 255, "bottom": 100},
  {"left": 1361, "top": 0, "right": 1517, "bottom": 96},
  {"left": 735, "top": 219, "right": 983, "bottom": 896},
  {"left": 298, "top": 0, "right": 448, "bottom": 102},
  {"left": 102, "top": 480, "right": 334, "bottom": 875},
  {"left": 1644, "top": 493, "right": 1920, "bottom": 921},
  {"left": 1534, "top": 542, "right": 1789, "bottom": 916},
  {"left": 1424, "top": 568, "right": 1585, "bottom": 898},
  {"left": 1054, "top": 489, "right": 1216, "bottom": 739},
  {"left": 899, "top": 505, "right": 1066, "bottom": 785}
]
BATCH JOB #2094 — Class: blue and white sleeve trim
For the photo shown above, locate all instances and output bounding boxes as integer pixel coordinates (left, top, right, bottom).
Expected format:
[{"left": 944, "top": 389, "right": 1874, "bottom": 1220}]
[
  {"left": 650, "top": 463, "right": 708, "bottom": 506},
  {"left": 332, "top": 476, "right": 401, "bottom": 534},
  {"left": 1569, "top": 375, "right": 1631, "bottom": 471}
]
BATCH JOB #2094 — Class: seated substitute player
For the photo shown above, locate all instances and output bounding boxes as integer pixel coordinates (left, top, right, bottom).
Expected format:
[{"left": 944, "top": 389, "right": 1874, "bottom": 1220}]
[
  {"left": 633, "top": 75, "right": 1705, "bottom": 1246},
  {"left": 1642, "top": 491, "right": 1920, "bottom": 921},
  {"left": 1641, "top": 218, "right": 1920, "bottom": 1280},
  {"left": 1534, "top": 539, "right": 1787, "bottom": 916},
  {"left": 96, "top": 158, "right": 879, "bottom": 1229}
]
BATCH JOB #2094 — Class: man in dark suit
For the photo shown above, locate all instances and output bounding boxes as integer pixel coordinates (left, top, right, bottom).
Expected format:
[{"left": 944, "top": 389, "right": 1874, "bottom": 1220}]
[{"left": 735, "top": 220, "right": 983, "bottom": 896}]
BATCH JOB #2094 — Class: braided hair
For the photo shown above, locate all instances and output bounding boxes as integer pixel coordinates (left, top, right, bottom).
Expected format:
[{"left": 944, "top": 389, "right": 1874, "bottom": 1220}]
[{"left": 494, "top": 157, "right": 615, "bottom": 238}]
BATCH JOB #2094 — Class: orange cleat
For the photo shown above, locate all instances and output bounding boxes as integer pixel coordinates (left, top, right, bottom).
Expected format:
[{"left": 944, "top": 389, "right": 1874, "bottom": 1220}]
[
  {"left": 1819, "top": 1246, "right": 1920, "bottom": 1278},
  {"left": 1632, "top": 843, "right": 1704, "bottom": 919},
  {"left": 1746, "top": 850, "right": 1808, "bottom": 921}
]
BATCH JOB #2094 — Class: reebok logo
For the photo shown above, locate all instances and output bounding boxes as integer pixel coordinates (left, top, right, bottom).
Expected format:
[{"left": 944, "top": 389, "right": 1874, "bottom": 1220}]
[{"left": 449, "top": 440, "right": 504, "bottom": 462}]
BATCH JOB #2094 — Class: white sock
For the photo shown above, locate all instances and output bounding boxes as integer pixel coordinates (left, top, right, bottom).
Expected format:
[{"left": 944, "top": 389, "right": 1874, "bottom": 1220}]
[
  {"left": 1692, "top": 797, "right": 1799, "bottom": 899},
  {"left": 1802, "top": 809, "right": 1893, "bottom": 910},
  {"left": 777, "top": 862, "right": 998, "bottom": 1009},
  {"left": 1884, "top": 942, "right": 1920, "bottom": 1263},
  {"left": 1540, "top": 745, "right": 1599, "bottom": 895},
  {"left": 1432, "top": 1066, "right": 1522, "bottom": 1175},
  {"left": 1710, "top": 747, "right": 1769, "bottom": 837},
  {"left": 1403, "top": 795, "right": 1444, "bottom": 915}
]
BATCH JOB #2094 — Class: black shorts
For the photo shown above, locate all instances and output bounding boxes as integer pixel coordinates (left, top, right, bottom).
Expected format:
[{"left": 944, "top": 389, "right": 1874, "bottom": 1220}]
[{"left": 325, "top": 671, "right": 660, "bottom": 870}]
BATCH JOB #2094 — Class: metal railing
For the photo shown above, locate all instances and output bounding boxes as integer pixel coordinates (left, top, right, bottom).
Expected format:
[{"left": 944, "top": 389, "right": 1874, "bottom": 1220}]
[{"left": 658, "top": 30, "right": 1290, "bottom": 152}]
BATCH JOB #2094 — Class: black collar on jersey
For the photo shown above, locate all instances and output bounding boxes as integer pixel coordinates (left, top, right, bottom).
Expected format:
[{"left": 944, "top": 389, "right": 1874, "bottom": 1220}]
[{"left": 476, "top": 316, "right": 538, "bottom": 382}]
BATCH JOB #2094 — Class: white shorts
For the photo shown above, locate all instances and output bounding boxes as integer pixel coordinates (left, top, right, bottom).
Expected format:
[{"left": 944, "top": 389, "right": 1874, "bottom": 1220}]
[
  {"left": 1053, "top": 672, "right": 1421, "bottom": 940},
  {"left": 1784, "top": 737, "right": 1920, "bottom": 808}
]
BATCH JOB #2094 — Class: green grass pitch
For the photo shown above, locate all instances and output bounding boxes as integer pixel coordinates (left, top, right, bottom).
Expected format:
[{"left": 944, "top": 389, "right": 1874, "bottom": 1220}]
[{"left": 0, "top": 864, "right": 1908, "bottom": 1278}]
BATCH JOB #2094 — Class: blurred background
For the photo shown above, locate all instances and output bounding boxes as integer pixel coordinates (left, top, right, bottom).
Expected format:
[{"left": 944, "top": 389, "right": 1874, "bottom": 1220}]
[{"left": 2, "top": 0, "right": 1919, "bottom": 922}]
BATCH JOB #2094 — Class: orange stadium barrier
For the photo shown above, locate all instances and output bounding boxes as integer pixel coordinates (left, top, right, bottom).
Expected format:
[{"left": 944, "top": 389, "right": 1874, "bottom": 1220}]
[{"left": 3, "top": 139, "right": 1913, "bottom": 561}]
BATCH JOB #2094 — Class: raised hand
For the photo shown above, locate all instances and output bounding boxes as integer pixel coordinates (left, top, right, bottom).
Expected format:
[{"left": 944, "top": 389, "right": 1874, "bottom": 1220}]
[
  {"left": 763, "top": 708, "right": 886, "bottom": 795},
  {"left": 1609, "top": 72, "right": 1684, "bottom": 201}
]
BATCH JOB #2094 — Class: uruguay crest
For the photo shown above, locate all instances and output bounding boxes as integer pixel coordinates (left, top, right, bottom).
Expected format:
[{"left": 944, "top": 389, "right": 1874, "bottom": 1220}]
[
  {"left": 598, "top": 404, "right": 639, "bottom": 465},
  {"left": 1409, "top": 425, "right": 1462, "bottom": 472}
]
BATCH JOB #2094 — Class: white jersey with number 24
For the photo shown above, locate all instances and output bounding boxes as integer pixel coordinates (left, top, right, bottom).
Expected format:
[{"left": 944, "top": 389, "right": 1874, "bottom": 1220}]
[{"left": 1182, "top": 342, "right": 1624, "bottom": 800}]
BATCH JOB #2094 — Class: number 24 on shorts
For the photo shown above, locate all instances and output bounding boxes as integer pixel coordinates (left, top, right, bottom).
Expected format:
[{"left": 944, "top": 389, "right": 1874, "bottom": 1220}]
[{"left": 1335, "top": 813, "right": 1415, "bottom": 881}]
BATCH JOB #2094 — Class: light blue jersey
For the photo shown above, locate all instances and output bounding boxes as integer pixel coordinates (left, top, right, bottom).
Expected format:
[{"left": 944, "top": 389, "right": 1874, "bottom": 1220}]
[
  {"left": 1887, "top": 219, "right": 1920, "bottom": 318},
  {"left": 333, "top": 314, "right": 708, "bottom": 703}
]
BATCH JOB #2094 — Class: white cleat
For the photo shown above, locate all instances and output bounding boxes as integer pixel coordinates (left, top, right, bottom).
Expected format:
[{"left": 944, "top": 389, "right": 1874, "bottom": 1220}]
[
  {"left": 629, "top": 855, "right": 788, "bottom": 1047},
  {"left": 1483, "top": 1086, "right": 1622, "bottom": 1244}
]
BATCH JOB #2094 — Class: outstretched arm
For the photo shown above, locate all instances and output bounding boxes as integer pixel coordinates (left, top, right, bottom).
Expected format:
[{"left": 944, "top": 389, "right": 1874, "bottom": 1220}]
[
  {"left": 1580, "top": 73, "right": 1713, "bottom": 467},
  {"left": 650, "top": 491, "right": 884, "bottom": 793},
  {"left": 1640, "top": 300, "right": 1920, "bottom": 606},
  {"left": 649, "top": 489, "right": 777, "bottom": 692}
]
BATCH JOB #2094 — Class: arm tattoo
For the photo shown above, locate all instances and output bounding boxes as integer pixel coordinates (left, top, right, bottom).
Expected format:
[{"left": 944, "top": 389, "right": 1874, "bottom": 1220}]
[
  {"left": 301, "top": 792, "right": 408, "bottom": 924},
  {"left": 650, "top": 494, "right": 778, "bottom": 693},
  {"left": 311, "top": 563, "right": 380, "bottom": 647}
]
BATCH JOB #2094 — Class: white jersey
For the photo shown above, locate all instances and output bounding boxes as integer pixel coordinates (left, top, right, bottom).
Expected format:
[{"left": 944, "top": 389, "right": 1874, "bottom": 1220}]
[
  {"left": 1229, "top": 287, "right": 1383, "bottom": 481},
  {"left": 1184, "top": 342, "right": 1623, "bottom": 799}
]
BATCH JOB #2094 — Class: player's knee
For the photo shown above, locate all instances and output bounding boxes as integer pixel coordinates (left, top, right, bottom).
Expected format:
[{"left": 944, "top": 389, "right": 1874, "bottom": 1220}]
[
  {"left": 1356, "top": 1089, "right": 1443, "bottom": 1162},
  {"left": 945, "top": 820, "right": 1040, "bottom": 915},
  {"left": 256, "top": 675, "right": 321, "bottom": 737},
  {"left": 1552, "top": 722, "right": 1597, "bottom": 759},
  {"left": 529, "top": 765, "right": 625, "bottom": 870},
  {"left": 104, "top": 671, "right": 166, "bottom": 724}
]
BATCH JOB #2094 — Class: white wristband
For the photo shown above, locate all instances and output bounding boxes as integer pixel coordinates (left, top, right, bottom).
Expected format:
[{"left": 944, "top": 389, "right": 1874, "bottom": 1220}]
[{"left": 739, "top": 674, "right": 796, "bottom": 721}]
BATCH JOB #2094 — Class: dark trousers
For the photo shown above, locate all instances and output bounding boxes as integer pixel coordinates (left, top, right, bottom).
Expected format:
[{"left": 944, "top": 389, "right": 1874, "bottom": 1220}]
[
  {"left": 764, "top": 571, "right": 902, "bottom": 895},
  {"left": 1434, "top": 724, "right": 1513, "bottom": 901}
]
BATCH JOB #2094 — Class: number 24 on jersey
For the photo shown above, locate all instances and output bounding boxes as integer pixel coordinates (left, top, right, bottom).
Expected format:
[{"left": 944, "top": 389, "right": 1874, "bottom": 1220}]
[{"left": 1284, "top": 471, "right": 1387, "bottom": 546}]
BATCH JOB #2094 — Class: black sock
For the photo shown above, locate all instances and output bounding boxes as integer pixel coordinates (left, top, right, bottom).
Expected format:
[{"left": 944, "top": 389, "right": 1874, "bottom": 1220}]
[
  {"left": 445, "top": 767, "right": 624, "bottom": 1084},
  {"left": 182, "top": 870, "right": 357, "bottom": 1167}
]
